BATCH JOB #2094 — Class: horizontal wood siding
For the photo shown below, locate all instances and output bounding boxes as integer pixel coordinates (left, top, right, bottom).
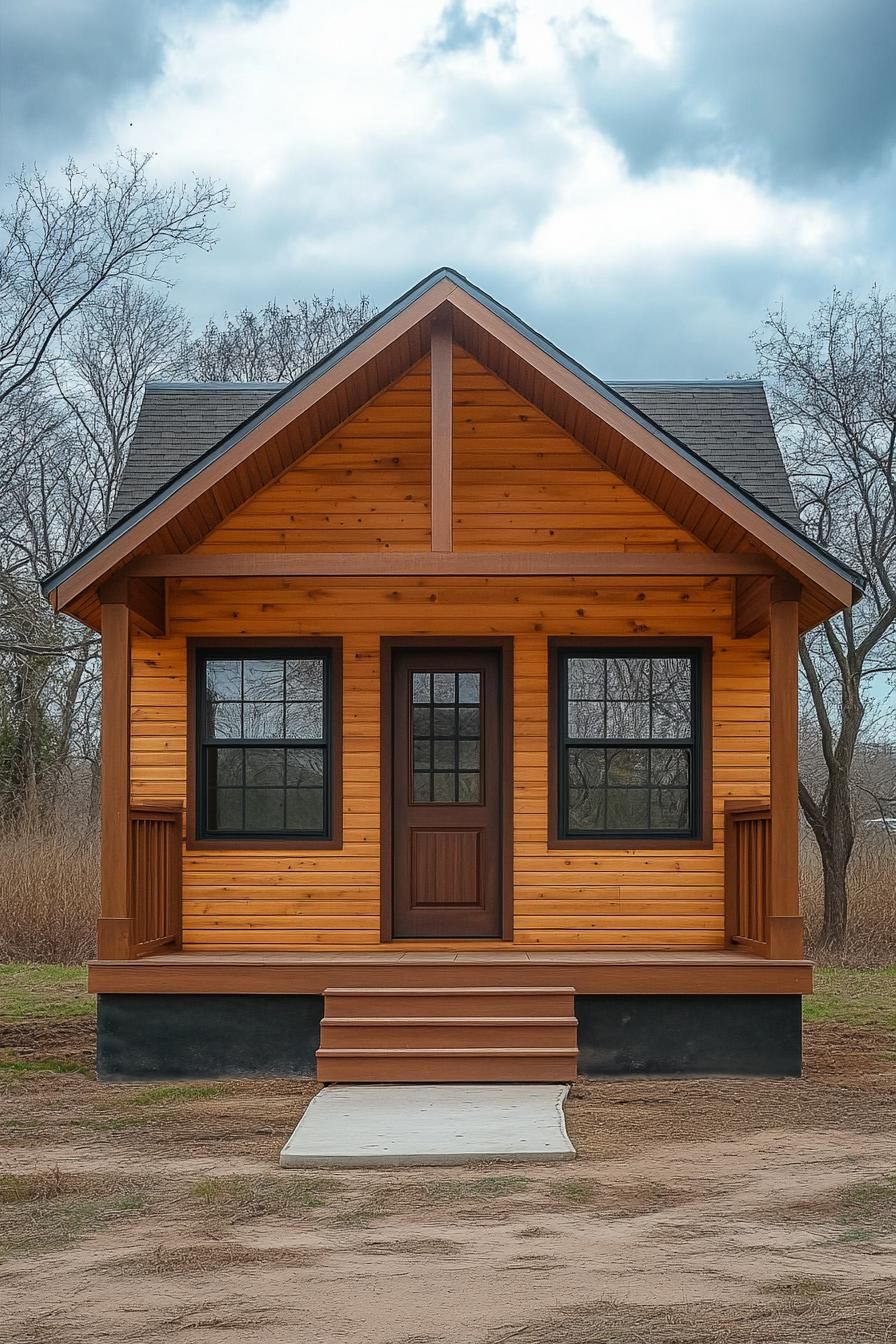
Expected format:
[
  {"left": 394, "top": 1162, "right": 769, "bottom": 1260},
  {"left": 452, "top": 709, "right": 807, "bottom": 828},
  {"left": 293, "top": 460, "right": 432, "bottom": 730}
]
[
  {"left": 193, "top": 359, "right": 433, "bottom": 553},
  {"left": 129, "top": 578, "right": 770, "bottom": 952},
  {"left": 452, "top": 351, "right": 705, "bottom": 553}
]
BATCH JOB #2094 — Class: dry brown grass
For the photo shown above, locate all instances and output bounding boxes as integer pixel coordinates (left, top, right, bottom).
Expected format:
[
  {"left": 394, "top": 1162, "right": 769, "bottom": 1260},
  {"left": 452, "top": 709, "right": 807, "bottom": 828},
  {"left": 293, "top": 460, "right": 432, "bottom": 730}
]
[
  {"left": 0, "top": 824, "right": 98, "bottom": 963},
  {"left": 0, "top": 820, "right": 892, "bottom": 967},
  {"left": 110, "top": 1242, "right": 321, "bottom": 1276},
  {"left": 802, "top": 830, "right": 896, "bottom": 966},
  {"left": 493, "top": 1284, "right": 896, "bottom": 1344}
]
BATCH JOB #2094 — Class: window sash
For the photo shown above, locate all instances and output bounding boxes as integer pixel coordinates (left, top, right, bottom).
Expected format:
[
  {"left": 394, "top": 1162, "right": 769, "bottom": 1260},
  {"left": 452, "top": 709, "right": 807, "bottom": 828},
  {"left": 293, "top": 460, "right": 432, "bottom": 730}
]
[
  {"left": 557, "top": 648, "right": 701, "bottom": 840},
  {"left": 196, "top": 648, "right": 331, "bottom": 840}
]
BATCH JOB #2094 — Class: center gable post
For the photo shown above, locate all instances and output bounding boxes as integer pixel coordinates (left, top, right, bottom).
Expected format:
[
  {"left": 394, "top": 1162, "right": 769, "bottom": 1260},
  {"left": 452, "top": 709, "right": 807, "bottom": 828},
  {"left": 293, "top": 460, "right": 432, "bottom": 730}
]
[{"left": 430, "top": 307, "right": 454, "bottom": 552}]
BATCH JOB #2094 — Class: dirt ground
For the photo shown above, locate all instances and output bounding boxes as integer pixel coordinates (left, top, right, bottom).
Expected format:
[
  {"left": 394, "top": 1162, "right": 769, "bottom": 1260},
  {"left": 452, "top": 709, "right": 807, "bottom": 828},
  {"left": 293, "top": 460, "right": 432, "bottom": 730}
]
[{"left": 1, "top": 1009, "right": 895, "bottom": 1344}]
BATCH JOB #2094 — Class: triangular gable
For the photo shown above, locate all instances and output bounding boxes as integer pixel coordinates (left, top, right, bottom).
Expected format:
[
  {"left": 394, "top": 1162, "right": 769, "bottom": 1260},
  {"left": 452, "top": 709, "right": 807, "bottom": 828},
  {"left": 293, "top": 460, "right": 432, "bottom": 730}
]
[
  {"left": 42, "top": 268, "right": 862, "bottom": 627},
  {"left": 194, "top": 349, "right": 708, "bottom": 557}
]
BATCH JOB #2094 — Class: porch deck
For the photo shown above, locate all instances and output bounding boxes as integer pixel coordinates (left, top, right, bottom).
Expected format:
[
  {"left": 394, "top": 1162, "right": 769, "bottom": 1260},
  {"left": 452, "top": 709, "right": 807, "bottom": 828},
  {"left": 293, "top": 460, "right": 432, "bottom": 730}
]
[{"left": 88, "top": 947, "right": 812, "bottom": 996}]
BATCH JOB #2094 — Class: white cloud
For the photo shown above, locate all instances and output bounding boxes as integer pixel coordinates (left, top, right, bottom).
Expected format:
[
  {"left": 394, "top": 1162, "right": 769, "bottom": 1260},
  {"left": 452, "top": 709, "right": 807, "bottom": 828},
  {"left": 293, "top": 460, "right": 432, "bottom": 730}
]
[{"left": 65, "top": 0, "right": 893, "bottom": 375}]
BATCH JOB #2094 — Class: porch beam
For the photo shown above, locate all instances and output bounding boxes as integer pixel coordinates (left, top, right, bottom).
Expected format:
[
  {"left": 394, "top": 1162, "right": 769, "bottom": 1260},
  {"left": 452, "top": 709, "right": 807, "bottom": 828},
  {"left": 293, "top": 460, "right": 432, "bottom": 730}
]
[
  {"left": 767, "top": 577, "right": 803, "bottom": 959},
  {"left": 122, "top": 551, "right": 781, "bottom": 580},
  {"left": 97, "top": 585, "right": 133, "bottom": 960},
  {"left": 430, "top": 308, "right": 454, "bottom": 552}
]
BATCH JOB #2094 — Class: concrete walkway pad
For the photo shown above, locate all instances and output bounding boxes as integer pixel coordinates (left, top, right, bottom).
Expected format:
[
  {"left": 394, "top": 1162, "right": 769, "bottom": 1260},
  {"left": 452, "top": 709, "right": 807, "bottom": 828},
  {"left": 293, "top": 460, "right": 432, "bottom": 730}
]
[{"left": 279, "top": 1084, "right": 575, "bottom": 1167}]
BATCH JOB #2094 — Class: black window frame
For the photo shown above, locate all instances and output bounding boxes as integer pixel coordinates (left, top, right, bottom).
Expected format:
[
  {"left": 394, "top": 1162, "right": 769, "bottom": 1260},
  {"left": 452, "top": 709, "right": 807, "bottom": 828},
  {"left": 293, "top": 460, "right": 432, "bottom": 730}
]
[
  {"left": 553, "top": 643, "right": 705, "bottom": 845},
  {"left": 194, "top": 644, "right": 335, "bottom": 844}
]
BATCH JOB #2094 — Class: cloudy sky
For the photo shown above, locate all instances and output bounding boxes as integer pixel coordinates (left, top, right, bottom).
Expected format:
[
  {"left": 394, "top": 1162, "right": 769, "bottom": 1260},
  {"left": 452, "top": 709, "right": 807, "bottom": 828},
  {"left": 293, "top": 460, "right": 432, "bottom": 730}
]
[{"left": 2, "top": 0, "right": 894, "bottom": 377}]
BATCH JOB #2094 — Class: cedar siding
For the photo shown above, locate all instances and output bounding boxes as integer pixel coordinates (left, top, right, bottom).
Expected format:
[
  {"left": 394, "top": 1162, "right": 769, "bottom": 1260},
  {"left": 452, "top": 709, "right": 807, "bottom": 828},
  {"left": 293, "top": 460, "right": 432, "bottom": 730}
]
[{"left": 124, "top": 354, "right": 770, "bottom": 953}]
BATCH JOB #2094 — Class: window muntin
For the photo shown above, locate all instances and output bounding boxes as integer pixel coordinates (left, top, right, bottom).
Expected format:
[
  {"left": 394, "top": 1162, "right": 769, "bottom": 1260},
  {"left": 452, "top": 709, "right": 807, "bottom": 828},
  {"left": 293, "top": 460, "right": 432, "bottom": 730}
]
[
  {"left": 411, "top": 669, "right": 482, "bottom": 804},
  {"left": 558, "top": 649, "right": 700, "bottom": 840},
  {"left": 197, "top": 649, "right": 330, "bottom": 839}
]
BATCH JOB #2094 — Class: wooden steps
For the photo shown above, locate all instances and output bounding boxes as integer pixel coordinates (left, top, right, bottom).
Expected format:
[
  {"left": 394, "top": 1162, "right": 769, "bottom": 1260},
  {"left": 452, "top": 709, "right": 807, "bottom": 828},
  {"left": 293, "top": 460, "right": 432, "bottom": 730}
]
[{"left": 316, "top": 986, "right": 578, "bottom": 1082}]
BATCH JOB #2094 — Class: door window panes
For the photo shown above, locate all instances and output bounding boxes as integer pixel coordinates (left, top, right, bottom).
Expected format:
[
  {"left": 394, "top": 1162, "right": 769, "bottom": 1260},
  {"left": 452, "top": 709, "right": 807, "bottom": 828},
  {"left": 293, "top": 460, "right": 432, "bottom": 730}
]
[{"left": 411, "top": 670, "right": 482, "bottom": 803}]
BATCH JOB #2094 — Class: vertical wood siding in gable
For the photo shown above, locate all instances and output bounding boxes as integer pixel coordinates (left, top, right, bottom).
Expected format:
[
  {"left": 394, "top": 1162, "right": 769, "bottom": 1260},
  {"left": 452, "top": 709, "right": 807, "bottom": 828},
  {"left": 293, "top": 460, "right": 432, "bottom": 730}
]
[
  {"left": 129, "top": 577, "right": 770, "bottom": 952},
  {"left": 451, "top": 350, "right": 707, "bottom": 553},
  {"left": 192, "top": 358, "right": 433, "bottom": 553}
]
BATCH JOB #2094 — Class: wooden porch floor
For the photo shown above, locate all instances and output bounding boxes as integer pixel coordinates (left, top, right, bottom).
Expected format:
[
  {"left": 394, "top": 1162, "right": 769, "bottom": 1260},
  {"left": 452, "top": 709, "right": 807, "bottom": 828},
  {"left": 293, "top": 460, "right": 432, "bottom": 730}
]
[{"left": 88, "top": 948, "right": 812, "bottom": 996}]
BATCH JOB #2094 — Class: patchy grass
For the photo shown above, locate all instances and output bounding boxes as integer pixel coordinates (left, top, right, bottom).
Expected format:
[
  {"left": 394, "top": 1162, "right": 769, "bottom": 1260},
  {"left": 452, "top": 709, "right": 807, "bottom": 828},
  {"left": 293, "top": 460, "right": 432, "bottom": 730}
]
[
  {"left": 190, "top": 1174, "right": 337, "bottom": 1220},
  {"left": 784, "top": 1174, "right": 896, "bottom": 1246},
  {"left": 548, "top": 1176, "right": 689, "bottom": 1215},
  {"left": 359, "top": 1237, "right": 462, "bottom": 1257},
  {"left": 804, "top": 967, "right": 896, "bottom": 1030},
  {"left": 505, "top": 1284, "right": 896, "bottom": 1343},
  {"left": 126, "top": 1083, "right": 232, "bottom": 1106},
  {"left": 0, "top": 1055, "right": 91, "bottom": 1076},
  {"left": 0, "top": 963, "right": 93, "bottom": 1023},
  {"left": 0, "top": 1169, "right": 149, "bottom": 1259},
  {"left": 833, "top": 1175, "right": 896, "bottom": 1241},
  {"left": 110, "top": 1242, "right": 321, "bottom": 1277}
]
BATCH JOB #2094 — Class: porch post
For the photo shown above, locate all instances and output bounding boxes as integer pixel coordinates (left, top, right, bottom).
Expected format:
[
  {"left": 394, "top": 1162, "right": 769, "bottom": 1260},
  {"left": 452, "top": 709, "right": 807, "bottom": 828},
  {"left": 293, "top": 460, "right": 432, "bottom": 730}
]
[
  {"left": 97, "top": 582, "right": 132, "bottom": 959},
  {"left": 767, "top": 578, "right": 803, "bottom": 959}
]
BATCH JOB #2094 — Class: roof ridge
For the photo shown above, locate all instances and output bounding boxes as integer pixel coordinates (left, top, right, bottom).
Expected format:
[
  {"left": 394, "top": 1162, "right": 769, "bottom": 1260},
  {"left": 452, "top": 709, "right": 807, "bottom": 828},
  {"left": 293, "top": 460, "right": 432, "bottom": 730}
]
[
  {"left": 143, "top": 377, "right": 765, "bottom": 392},
  {"left": 145, "top": 380, "right": 288, "bottom": 391}
]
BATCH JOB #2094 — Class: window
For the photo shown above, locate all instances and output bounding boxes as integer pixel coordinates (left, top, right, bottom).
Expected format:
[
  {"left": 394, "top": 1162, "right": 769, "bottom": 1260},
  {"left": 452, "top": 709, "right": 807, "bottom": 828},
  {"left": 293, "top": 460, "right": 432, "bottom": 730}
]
[
  {"left": 195, "top": 646, "right": 335, "bottom": 841},
  {"left": 554, "top": 646, "right": 703, "bottom": 842}
]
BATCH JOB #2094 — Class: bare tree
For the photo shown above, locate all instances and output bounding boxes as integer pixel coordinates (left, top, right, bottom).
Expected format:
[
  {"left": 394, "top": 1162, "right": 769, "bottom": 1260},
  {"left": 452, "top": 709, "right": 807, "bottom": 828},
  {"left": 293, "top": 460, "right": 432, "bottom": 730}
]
[
  {"left": 756, "top": 288, "right": 896, "bottom": 946},
  {"left": 0, "top": 149, "right": 227, "bottom": 403},
  {"left": 51, "top": 281, "right": 189, "bottom": 525},
  {"left": 178, "top": 293, "right": 376, "bottom": 382},
  {"left": 0, "top": 151, "right": 227, "bottom": 820}
]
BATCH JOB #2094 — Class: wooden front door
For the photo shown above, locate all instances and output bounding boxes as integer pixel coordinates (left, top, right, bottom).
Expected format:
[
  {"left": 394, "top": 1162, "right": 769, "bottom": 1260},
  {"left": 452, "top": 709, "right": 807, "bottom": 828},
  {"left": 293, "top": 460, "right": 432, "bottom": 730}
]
[{"left": 391, "top": 647, "right": 504, "bottom": 939}]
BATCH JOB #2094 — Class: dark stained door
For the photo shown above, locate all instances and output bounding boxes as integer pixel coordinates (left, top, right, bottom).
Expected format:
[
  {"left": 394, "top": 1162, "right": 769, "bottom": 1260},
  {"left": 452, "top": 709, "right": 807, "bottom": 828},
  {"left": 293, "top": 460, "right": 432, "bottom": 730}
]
[{"left": 392, "top": 647, "right": 503, "bottom": 939}]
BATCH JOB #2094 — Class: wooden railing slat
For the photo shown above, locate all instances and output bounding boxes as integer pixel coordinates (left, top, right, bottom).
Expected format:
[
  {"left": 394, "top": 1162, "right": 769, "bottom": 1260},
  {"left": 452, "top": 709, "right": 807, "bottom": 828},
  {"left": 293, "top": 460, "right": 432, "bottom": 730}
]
[
  {"left": 127, "top": 805, "right": 183, "bottom": 958},
  {"left": 724, "top": 800, "right": 772, "bottom": 957}
]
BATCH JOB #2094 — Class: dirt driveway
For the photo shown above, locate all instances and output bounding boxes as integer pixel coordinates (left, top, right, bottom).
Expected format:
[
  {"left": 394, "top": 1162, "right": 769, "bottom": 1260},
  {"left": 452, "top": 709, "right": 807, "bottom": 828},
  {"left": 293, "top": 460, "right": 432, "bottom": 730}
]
[{"left": 1, "top": 1000, "right": 895, "bottom": 1343}]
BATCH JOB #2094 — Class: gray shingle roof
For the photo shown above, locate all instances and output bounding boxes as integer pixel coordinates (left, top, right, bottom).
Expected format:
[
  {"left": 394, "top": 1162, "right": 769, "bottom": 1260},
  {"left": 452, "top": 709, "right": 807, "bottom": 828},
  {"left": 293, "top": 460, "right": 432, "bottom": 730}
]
[{"left": 110, "top": 378, "right": 798, "bottom": 529}]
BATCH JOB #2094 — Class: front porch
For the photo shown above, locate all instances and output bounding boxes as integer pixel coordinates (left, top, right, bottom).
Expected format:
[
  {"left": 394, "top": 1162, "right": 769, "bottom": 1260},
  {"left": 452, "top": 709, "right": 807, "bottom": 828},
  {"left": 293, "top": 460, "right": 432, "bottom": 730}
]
[
  {"left": 90, "top": 947, "right": 808, "bottom": 1082},
  {"left": 88, "top": 946, "right": 812, "bottom": 996}
]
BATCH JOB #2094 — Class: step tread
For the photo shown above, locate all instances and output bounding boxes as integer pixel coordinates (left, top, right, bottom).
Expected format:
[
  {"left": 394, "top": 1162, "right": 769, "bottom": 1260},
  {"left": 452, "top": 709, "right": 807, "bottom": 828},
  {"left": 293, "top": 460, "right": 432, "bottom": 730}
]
[
  {"left": 316, "top": 1047, "right": 579, "bottom": 1058},
  {"left": 323, "top": 986, "right": 576, "bottom": 996},
  {"left": 321, "top": 1016, "right": 578, "bottom": 1027}
]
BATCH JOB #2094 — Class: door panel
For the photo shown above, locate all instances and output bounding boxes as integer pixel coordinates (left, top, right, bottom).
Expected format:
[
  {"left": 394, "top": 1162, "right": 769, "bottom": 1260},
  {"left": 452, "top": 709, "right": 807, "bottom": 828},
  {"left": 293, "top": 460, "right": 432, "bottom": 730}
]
[{"left": 392, "top": 647, "right": 503, "bottom": 938}]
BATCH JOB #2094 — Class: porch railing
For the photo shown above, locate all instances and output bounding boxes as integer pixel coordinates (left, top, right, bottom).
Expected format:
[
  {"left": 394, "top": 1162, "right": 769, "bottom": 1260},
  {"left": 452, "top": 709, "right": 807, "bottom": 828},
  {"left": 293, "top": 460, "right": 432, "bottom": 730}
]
[
  {"left": 724, "top": 801, "right": 772, "bottom": 955},
  {"left": 128, "top": 805, "right": 183, "bottom": 956}
]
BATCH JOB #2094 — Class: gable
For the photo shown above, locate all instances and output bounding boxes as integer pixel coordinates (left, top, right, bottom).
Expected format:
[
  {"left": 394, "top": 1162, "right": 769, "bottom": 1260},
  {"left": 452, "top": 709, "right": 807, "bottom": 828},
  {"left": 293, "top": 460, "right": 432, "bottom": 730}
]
[
  {"left": 193, "top": 350, "right": 706, "bottom": 556},
  {"left": 452, "top": 352, "right": 705, "bottom": 553},
  {"left": 42, "top": 267, "right": 860, "bottom": 631},
  {"left": 194, "top": 359, "right": 433, "bottom": 553}
]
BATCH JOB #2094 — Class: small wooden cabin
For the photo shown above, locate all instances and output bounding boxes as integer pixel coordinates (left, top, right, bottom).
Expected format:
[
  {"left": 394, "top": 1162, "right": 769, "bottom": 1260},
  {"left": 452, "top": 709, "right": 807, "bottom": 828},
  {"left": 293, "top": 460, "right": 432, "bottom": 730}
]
[{"left": 43, "top": 269, "right": 861, "bottom": 1082}]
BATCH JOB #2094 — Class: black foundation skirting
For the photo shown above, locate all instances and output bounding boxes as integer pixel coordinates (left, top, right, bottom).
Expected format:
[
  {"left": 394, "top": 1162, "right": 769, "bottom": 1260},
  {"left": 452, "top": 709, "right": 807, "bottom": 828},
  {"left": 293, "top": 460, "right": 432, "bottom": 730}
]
[
  {"left": 575, "top": 994, "right": 802, "bottom": 1077},
  {"left": 97, "top": 994, "right": 323, "bottom": 1080},
  {"left": 96, "top": 991, "right": 802, "bottom": 1081}
]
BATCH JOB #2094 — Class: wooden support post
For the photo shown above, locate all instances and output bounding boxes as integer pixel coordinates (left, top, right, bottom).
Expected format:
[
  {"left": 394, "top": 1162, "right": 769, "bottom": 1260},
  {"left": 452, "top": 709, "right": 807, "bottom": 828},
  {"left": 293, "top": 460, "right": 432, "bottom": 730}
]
[
  {"left": 768, "top": 578, "right": 803, "bottom": 959},
  {"left": 430, "top": 308, "right": 453, "bottom": 552},
  {"left": 97, "top": 584, "right": 133, "bottom": 959}
]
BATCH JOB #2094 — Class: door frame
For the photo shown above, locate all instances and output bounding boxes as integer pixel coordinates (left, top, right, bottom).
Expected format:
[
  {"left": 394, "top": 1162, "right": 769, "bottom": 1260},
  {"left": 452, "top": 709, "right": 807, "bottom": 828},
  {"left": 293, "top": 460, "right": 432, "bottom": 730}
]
[{"left": 380, "top": 636, "right": 514, "bottom": 942}]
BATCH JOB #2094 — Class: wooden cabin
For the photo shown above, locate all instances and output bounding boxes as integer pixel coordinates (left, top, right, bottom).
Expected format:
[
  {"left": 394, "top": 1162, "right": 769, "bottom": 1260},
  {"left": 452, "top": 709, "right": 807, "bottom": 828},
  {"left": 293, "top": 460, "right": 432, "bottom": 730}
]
[{"left": 42, "top": 269, "right": 862, "bottom": 1082}]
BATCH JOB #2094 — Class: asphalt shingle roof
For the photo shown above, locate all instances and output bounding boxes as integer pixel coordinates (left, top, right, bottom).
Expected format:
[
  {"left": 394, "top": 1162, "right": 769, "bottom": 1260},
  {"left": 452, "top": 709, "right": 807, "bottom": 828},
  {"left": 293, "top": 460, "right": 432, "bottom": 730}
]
[{"left": 110, "top": 377, "right": 798, "bottom": 530}]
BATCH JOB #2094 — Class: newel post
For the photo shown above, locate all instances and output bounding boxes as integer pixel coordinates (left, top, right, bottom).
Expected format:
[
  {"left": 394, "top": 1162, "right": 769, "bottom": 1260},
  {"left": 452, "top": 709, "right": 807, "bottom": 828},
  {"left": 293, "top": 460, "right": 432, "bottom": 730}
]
[
  {"left": 97, "top": 580, "right": 133, "bottom": 959},
  {"left": 767, "top": 578, "right": 803, "bottom": 959}
]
